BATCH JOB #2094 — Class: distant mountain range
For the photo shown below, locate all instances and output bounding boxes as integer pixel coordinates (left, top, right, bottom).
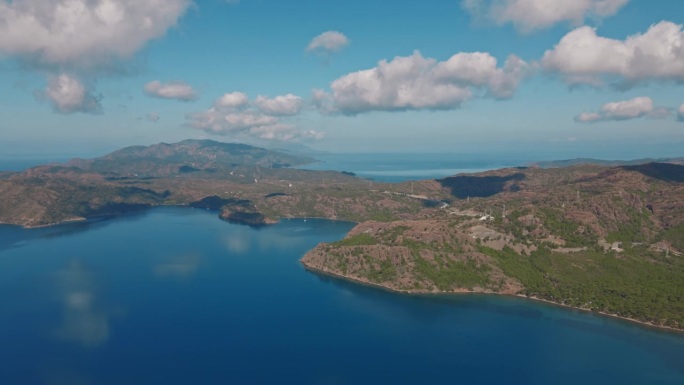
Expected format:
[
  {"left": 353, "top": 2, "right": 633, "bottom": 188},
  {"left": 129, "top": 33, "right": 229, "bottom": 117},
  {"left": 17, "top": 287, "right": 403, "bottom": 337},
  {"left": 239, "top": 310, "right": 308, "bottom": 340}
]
[
  {"left": 531, "top": 157, "right": 684, "bottom": 168},
  {"left": 63, "top": 139, "right": 316, "bottom": 178}
]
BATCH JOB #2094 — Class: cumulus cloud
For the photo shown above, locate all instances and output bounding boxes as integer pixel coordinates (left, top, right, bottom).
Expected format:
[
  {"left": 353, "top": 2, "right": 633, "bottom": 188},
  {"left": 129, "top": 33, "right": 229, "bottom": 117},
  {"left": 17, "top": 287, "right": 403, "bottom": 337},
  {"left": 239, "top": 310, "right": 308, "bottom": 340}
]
[
  {"left": 315, "top": 50, "right": 529, "bottom": 115},
  {"left": 542, "top": 21, "right": 684, "bottom": 87},
  {"left": 190, "top": 109, "right": 278, "bottom": 133},
  {"left": 0, "top": 0, "right": 191, "bottom": 70},
  {"left": 462, "top": 0, "right": 628, "bottom": 32},
  {"left": 575, "top": 112, "right": 602, "bottom": 123},
  {"left": 306, "top": 31, "right": 350, "bottom": 54},
  {"left": 42, "top": 73, "right": 102, "bottom": 114},
  {"left": 574, "top": 97, "right": 670, "bottom": 123},
  {"left": 254, "top": 94, "right": 304, "bottom": 116},
  {"left": 144, "top": 81, "right": 197, "bottom": 101},
  {"left": 678, "top": 104, "right": 684, "bottom": 122},
  {"left": 215, "top": 92, "right": 250, "bottom": 109},
  {"left": 0, "top": 0, "right": 191, "bottom": 113},
  {"left": 187, "top": 93, "right": 324, "bottom": 141}
]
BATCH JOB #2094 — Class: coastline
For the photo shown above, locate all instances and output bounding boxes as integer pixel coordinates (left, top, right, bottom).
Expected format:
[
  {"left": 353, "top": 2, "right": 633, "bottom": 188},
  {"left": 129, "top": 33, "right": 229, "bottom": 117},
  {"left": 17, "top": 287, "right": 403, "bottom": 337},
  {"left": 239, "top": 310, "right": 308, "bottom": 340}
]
[
  {"left": 17, "top": 216, "right": 87, "bottom": 229},
  {"left": 7, "top": 207, "right": 682, "bottom": 334},
  {"left": 5, "top": 206, "right": 360, "bottom": 230},
  {"left": 301, "top": 262, "right": 684, "bottom": 334}
]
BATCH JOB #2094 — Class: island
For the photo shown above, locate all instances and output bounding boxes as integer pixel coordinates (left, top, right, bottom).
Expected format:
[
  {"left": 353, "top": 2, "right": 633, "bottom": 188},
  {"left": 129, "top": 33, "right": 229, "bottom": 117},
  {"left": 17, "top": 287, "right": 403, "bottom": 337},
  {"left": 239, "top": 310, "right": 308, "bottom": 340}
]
[{"left": 1, "top": 139, "right": 682, "bottom": 330}]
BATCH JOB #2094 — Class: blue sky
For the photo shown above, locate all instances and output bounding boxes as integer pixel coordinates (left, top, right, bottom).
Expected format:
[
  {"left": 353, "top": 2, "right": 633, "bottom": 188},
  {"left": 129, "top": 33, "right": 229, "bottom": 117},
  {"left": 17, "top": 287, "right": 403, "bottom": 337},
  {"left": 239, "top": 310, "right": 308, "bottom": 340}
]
[{"left": 0, "top": 0, "right": 683, "bottom": 158}]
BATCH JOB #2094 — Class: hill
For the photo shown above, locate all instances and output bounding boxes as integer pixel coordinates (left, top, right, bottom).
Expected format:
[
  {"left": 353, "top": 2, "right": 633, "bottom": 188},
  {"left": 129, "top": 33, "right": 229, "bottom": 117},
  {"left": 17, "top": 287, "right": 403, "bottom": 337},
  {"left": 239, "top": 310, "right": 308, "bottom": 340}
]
[
  {"left": 64, "top": 139, "right": 315, "bottom": 178},
  {"left": 0, "top": 140, "right": 427, "bottom": 227},
  {"left": 531, "top": 157, "right": 684, "bottom": 168},
  {"left": 302, "top": 163, "right": 684, "bottom": 330},
  {"left": 1, "top": 143, "right": 683, "bottom": 330}
]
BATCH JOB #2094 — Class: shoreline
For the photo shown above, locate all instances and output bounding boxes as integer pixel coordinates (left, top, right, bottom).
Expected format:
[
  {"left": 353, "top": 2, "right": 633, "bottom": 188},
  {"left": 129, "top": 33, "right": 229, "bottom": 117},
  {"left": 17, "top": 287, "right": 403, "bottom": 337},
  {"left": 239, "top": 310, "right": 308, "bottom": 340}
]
[
  {"left": 7, "top": 207, "right": 360, "bottom": 229},
  {"left": 7, "top": 207, "right": 683, "bottom": 334},
  {"left": 16, "top": 216, "right": 87, "bottom": 229},
  {"left": 301, "top": 262, "right": 684, "bottom": 334}
]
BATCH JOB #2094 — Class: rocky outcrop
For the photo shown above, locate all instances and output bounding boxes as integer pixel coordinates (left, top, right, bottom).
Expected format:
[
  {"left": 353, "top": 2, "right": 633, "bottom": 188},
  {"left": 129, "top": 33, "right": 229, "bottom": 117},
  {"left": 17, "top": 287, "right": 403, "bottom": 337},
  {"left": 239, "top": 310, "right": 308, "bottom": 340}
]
[{"left": 219, "top": 205, "right": 277, "bottom": 227}]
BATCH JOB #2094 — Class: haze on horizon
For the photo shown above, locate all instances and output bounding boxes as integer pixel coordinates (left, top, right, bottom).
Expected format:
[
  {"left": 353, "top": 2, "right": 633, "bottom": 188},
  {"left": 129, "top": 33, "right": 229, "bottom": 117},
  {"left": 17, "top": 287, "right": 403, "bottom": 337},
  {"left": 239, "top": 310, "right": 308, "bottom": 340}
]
[{"left": 0, "top": 0, "right": 683, "bottom": 159}]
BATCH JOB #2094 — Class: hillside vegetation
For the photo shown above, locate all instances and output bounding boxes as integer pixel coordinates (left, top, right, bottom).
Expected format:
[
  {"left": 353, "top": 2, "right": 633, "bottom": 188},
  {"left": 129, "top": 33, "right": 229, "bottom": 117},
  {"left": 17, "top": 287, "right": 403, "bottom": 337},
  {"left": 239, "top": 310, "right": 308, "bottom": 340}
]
[{"left": 1, "top": 140, "right": 682, "bottom": 329}]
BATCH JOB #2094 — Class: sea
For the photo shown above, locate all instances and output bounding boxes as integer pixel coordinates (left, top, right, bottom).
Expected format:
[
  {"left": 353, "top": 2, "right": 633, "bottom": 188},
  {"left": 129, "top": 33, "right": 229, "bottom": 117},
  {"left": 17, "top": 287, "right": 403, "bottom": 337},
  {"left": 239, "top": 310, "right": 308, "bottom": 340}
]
[
  {"left": 297, "top": 153, "right": 530, "bottom": 182},
  {"left": 0, "top": 207, "right": 682, "bottom": 385},
  {"left": 0, "top": 158, "right": 72, "bottom": 172},
  {"left": 1, "top": 156, "right": 683, "bottom": 384}
]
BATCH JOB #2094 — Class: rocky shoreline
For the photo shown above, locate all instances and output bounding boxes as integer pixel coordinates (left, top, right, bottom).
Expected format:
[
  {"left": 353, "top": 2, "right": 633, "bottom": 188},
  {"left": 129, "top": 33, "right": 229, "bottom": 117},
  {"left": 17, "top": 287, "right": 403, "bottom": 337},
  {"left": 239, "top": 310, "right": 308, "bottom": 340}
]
[{"left": 300, "top": 261, "right": 684, "bottom": 333}]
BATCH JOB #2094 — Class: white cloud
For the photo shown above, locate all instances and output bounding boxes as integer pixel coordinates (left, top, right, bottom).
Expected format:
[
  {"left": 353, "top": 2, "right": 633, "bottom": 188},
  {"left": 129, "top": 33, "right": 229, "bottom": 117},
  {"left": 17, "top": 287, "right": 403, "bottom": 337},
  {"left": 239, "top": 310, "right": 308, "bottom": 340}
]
[
  {"left": 312, "top": 88, "right": 336, "bottom": 115},
  {"left": 215, "top": 92, "right": 250, "bottom": 109},
  {"left": 144, "top": 81, "right": 197, "bottom": 101},
  {"left": 462, "top": 0, "right": 628, "bottom": 32},
  {"left": 542, "top": 21, "right": 684, "bottom": 87},
  {"left": 574, "top": 96, "right": 671, "bottom": 123},
  {"left": 678, "top": 104, "right": 684, "bottom": 122},
  {"left": 575, "top": 112, "right": 603, "bottom": 123},
  {"left": 254, "top": 94, "right": 304, "bottom": 116},
  {"left": 249, "top": 124, "right": 306, "bottom": 141},
  {"left": 601, "top": 97, "right": 654, "bottom": 119},
  {"left": 43, "top": 73, "right": 102, "bottom": 114},
  {"left": 187, "top": 93, "right": 323, "bottom": 142},
  {"left": 316, "top": 50, "right": 529, "bottom": 115},
  {"left": 433, "top": 51, "right": 529, "bottom": 99},
  {"left": 301, "top": 130, "right": 327, "bottom": 141},
  {"left": 306, "top": 31, "right": 350, "bottom": 54},
  {"left": 0, "top": 0, "right": 191, "bottom": 113},
  {"left": 0, "top": 0, "right": 191, "bottom": 69}
]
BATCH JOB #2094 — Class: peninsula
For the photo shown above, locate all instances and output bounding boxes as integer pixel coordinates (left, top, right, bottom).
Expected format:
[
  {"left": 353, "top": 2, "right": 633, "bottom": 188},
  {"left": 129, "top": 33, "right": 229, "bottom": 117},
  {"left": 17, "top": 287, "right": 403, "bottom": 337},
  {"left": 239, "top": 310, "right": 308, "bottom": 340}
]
[{"left": 1, "top": 140, "right": 682, "bottom": 330}]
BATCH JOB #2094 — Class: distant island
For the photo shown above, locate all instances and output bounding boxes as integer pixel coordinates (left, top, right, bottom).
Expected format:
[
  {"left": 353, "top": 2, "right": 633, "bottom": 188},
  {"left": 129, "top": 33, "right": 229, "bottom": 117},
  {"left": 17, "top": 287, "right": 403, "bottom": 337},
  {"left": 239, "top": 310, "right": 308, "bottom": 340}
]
[
  {"left": 530, "top": 157, "right": 684, "bottom": 168},
  {"left": 1, "top": 140, "right": 682, "bottom": 330}
]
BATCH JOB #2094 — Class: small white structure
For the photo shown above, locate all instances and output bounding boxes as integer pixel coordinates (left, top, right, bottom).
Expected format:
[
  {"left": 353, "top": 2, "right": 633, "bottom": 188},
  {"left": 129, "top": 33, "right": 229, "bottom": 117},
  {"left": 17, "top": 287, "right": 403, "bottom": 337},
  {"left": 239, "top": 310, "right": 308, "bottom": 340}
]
[{"left": 611, "top": 242, "right": 623, "bottom": 252}]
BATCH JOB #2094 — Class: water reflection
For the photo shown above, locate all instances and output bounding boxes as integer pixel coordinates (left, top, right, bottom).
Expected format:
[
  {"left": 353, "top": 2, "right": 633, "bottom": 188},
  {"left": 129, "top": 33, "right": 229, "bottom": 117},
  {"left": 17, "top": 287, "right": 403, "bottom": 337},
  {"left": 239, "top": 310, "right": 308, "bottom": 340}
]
[
  {"left": 54, "top": 261, "right": 117, "bottom": 347},
  {"left": 222, "top": 231, "right": 251, "bottom": 254},
  {"left": 153, "top": 254, "right": 201, "bottom": 279},
  {"left": 309, "top": 270, "right": 684, "bottom": 376},
  {"left": 219, "top": 218, "right": 356, "bottom": 256},
  {"left": 1, "top": 208, "right": 682, "bottom": 385},
  {"left": 0, "top": 212, "right": 150, "bottom": 253}
]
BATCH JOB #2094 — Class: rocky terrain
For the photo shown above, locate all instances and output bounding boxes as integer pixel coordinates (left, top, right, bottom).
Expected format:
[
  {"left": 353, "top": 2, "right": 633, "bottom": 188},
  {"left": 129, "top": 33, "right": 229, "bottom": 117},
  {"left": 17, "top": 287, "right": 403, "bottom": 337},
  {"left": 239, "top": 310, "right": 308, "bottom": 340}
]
[
  {"left": 1, "top": 139, "right": 683, "bottom": 329},
  {"left": 303, "top": 163, "right": 684, "bottom": 330},
  {"left": 0, "top": 140, "right": 430, "bottom": 227}
]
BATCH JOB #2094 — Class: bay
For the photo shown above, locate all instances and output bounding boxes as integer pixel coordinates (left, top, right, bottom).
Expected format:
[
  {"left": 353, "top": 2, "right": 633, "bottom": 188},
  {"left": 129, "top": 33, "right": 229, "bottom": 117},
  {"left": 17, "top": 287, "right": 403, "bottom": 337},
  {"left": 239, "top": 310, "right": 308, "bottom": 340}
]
[
  {"left": 298, "top": 153, "right": 528, "bottom": 182},
  {"left": 0, "top": 207, "right": 682, "bottom": 385}
]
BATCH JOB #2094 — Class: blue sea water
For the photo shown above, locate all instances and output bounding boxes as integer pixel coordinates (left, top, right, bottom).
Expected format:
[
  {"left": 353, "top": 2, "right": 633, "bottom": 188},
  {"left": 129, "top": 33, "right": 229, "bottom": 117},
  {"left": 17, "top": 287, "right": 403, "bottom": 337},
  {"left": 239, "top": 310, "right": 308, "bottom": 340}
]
[
  {"left": 299, "top": 153, "right": 533, "bottom": 182},
  {"left": 0, "top": 207, "right": 682, "bottom": 385},
  {"left": 0, "top": 158, "right": 74, "bottom": 172}
]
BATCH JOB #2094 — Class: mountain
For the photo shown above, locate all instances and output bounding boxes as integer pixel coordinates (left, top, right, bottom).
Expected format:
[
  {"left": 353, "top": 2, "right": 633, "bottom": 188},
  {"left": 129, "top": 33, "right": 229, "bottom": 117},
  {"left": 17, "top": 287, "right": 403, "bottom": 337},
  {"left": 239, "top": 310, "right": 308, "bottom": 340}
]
[
  {"left": 0, "top": 140, "right": 379, "bottom": 227},
  {"left": 63, "top": 139, "right": 315, "bottom": 178},
  {"left": 531, "top": 157, "right": 684, "bottom": 168},
  {"left": 1, "top": 143, "right": 683, "bottom": 330}
]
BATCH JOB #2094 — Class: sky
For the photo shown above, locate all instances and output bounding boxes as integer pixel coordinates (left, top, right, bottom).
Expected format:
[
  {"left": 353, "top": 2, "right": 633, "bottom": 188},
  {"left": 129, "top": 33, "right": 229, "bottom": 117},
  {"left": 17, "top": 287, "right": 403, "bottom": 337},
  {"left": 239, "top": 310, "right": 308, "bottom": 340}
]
[{"left": 0, "top": 0, "right": 683, "bottom": 159}]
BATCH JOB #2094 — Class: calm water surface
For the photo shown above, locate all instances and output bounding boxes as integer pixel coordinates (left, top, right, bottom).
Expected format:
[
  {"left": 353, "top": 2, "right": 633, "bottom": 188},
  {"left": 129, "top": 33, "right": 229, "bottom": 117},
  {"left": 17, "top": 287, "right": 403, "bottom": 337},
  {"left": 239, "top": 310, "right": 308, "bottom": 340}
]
[
  {"left": 0, "top": 207, "right": 682, "bottom": 385},
  {"left": 298, "top": 153, "right": 530, "bottom": 182}
]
